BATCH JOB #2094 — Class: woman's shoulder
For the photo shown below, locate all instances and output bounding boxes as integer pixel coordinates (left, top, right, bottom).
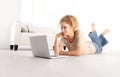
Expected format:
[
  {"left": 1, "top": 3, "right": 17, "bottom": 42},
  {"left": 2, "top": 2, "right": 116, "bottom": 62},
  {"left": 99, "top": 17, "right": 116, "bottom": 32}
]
[{"left": 75, "top": 29, "right": 84, "bottom": 36}]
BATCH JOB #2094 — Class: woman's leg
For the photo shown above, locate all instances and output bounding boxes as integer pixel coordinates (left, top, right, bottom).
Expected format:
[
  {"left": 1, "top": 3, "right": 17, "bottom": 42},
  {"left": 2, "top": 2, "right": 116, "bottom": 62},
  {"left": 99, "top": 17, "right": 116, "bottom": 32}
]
[
  {"left": 99, "top": 29, "right": 109, "bottom": 47},
  {"left": 88, "top": 23, "right": 102, "bottom": 47},
  {"left": 88, "top": 23, "right": 102, "bottom": 53}
]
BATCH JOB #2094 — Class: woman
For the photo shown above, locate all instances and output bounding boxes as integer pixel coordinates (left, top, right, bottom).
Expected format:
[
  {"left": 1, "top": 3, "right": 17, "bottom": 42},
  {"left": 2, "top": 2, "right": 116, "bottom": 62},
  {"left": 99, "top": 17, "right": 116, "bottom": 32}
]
[{"left": 54, "top": 15, "right": 109, "bottom": 56}]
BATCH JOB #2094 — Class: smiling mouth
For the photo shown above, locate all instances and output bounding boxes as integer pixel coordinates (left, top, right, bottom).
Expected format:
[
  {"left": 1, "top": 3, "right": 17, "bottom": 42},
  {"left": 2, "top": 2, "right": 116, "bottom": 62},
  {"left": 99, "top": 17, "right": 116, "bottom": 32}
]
[{"left": 62, "top": 32, "right": 66, "bottom": 35}]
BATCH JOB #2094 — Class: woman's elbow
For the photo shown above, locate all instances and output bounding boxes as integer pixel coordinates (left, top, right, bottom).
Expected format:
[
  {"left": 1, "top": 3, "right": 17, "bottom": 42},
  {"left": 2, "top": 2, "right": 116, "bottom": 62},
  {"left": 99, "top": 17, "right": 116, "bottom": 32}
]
[
  {"left": 76, "top": 52, "right": 81, "bottom": 56},
  {"left": 75, "top": 50, "right": 82, "bottom": 56},
  {"left": 75, "top": 46, "right": 82, "bottom": 56}
]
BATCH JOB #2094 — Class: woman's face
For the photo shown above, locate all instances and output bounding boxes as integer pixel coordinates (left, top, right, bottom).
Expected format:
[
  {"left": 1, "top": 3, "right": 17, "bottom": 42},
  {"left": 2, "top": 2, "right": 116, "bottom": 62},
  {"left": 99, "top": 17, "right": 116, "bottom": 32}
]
[{"left": 60, "top": 22, "right": 73, "bottom": 36}]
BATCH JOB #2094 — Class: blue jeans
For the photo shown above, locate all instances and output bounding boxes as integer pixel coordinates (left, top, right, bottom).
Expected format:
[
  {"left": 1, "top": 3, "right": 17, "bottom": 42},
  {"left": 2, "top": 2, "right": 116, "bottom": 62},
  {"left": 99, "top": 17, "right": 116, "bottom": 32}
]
[{"left": 88, "top": 31, "right": 108, "bottom": 54}]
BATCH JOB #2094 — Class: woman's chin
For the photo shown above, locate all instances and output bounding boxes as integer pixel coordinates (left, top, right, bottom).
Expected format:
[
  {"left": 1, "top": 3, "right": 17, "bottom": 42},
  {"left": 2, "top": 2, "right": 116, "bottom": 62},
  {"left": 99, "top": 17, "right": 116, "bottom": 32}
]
[
  {"left": 63, "top": 35, "right": 68, "bottom": 38},
  {"left": 63, "top": 34, "right": 67, "bottom": 36},
  {"left": 62, "top": 33, "right": 65, "bottom": 36}
]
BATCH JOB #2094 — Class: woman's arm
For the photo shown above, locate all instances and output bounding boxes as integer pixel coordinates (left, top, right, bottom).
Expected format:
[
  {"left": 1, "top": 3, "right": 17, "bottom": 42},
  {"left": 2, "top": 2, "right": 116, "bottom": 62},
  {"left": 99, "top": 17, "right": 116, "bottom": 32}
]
[
  {"left": 59, "top": 46, "right": 83, "bottom": 56},
  {"left": 54, "top": 33, "right": 63, "bottom": 55}
]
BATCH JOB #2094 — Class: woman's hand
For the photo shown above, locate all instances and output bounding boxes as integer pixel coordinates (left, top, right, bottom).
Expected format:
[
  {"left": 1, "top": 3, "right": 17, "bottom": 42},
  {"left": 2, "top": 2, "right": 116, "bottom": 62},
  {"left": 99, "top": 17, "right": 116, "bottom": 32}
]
[
  {"left": 56, "top": 32, "right": 67, "bottom": 39},
  {"left": 56, "top": 32, "right": 63, "bottom": 38}
]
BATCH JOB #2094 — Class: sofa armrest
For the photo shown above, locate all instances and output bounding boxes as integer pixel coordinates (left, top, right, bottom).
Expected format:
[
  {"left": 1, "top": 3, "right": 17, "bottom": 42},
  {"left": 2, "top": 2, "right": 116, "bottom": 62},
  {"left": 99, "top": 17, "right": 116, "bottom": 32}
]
[{"left": 10, "top": 22, "right": 22, "bottom": 45}]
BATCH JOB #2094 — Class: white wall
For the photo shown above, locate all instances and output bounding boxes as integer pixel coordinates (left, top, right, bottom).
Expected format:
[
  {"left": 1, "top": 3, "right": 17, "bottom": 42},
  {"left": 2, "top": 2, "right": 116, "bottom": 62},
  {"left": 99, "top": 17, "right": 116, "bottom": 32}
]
[
  {"left": 1, "top": 0, "right": 120, "bottom": 50},
  {"left": 0, "top": 0, "right": 21, "bottom": 49},
  {"left": 26, "top": 0, "right": 119, "bottom": 51}
]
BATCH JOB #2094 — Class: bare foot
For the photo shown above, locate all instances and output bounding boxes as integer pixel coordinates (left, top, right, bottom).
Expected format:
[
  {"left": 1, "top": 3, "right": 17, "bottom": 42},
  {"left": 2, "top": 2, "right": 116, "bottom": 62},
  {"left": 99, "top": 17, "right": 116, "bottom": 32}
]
[
  {"left": 91, "top": 23, "right": 95, "bottom": 32},
  {"left": 101, "top": 29, "right": 109, "bottom": 36}
]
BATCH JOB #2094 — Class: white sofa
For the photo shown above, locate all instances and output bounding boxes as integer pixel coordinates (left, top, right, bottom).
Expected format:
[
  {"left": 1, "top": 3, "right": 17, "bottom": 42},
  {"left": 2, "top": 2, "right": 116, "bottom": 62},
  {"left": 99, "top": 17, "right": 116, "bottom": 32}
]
[{"left": 10, "top": 22, "right": 56, "bottom": 51}]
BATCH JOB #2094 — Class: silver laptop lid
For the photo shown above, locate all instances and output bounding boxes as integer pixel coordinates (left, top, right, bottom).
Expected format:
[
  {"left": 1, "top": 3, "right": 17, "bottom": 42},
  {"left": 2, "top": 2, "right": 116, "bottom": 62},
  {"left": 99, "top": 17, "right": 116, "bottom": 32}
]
[{"left": 30, "top": 35, "right": 51, "bottom": 58}]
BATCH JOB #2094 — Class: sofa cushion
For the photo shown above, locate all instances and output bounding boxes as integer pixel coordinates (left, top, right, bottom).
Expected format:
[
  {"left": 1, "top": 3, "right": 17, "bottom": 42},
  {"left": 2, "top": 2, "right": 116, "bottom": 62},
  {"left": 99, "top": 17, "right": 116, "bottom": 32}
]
[
  {"left": 23, "top": 22, "right": 35, "bottom": 33},
  {"left": 20, "top": 22, "right": 29, "bottom": 32},
  {"left": 21, "top": 26, "right": 28, "bottom": 32}
]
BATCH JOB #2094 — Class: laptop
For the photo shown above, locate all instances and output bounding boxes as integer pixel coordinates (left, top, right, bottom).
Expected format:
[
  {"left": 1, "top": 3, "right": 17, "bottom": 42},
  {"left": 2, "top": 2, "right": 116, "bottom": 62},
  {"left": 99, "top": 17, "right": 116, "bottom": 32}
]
[{"left": 29, "top": 35, "right": 67, "bottom": 59}]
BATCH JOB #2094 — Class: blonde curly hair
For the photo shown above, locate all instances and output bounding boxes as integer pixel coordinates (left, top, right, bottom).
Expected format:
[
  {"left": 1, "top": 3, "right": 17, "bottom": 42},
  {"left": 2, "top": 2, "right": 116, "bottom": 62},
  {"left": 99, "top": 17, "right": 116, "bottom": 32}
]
[{"left": 60, "top": 15, "right": 78, "bottom": 31}]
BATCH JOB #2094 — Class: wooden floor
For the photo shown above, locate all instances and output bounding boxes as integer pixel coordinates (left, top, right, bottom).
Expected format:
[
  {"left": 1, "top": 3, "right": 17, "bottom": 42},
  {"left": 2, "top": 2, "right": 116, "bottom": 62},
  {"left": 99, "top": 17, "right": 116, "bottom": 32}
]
[{"left": 0, "top": 50, "right": 120, "bottom": 77}]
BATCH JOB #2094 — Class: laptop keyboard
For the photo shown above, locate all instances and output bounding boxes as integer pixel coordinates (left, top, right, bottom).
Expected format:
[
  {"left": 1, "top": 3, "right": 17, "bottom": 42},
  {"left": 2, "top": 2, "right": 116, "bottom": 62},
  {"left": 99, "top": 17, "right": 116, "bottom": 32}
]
[{"left": 50, "top": 55, "right": 59, "bottom": 57}]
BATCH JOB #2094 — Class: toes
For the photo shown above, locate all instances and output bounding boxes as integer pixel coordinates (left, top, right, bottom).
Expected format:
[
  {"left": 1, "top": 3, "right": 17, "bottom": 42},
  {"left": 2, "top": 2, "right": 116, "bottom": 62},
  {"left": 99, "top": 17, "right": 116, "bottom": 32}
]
[
  {"left": 102, "top": 29, "right": 109, "bottom": 35},
  {"left": 91, "top": 23, "right": 95, "bottom": 32}
]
